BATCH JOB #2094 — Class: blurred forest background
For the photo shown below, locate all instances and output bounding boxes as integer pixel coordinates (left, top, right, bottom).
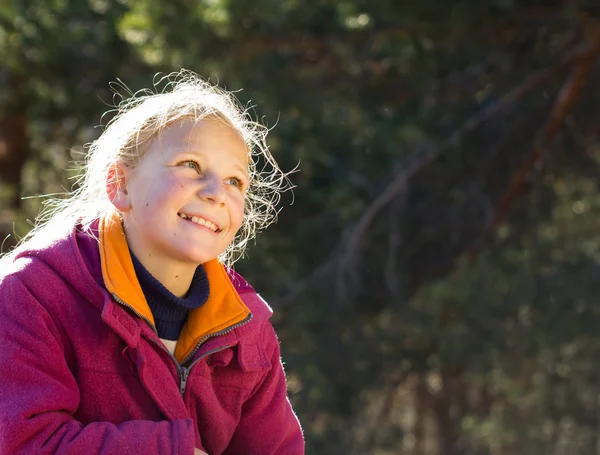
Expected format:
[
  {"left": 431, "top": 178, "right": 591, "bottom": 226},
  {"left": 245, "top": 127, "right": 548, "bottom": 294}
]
[{"left": 3, "top": 0, "right": 600, "bottom": 454}]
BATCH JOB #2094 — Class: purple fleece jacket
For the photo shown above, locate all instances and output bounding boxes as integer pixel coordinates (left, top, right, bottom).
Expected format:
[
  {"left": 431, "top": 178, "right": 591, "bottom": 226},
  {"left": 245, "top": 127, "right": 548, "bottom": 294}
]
[{"left": 0, "top": 223, "right": 304, "bottom": 455}]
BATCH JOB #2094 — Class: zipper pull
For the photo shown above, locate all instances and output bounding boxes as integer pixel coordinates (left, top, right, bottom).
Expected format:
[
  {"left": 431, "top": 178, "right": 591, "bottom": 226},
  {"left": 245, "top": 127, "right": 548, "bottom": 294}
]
[{"left": 179, "top": 366, "right": 189, "bottom": 396}]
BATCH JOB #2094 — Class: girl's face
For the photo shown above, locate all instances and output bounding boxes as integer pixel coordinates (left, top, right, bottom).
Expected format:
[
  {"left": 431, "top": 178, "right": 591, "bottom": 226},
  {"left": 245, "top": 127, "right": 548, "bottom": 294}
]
[{"left": 111, "top": 118, "right": 248, "bottom": 272}]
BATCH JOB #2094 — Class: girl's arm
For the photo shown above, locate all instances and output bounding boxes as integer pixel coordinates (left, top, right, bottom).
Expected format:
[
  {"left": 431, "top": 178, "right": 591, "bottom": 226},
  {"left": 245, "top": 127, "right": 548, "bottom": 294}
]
[
  {"left": 224, "top": 323, "right": 304, "bottom": 455},
  {"left": 0, "top": 275, "right": 197, "bottom": 455}
]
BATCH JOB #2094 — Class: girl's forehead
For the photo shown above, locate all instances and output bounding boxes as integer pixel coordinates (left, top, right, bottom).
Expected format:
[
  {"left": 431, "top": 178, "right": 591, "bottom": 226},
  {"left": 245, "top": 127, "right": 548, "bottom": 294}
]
[{"left": 154, "top": 118, "right": 249, "bottom": 162}]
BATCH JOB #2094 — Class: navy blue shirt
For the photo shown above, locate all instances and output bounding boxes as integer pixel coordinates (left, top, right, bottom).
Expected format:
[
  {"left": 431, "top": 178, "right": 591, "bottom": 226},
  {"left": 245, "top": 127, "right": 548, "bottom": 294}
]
[{"left": 130, "top": 252, "right": 210, "bottom": 340}]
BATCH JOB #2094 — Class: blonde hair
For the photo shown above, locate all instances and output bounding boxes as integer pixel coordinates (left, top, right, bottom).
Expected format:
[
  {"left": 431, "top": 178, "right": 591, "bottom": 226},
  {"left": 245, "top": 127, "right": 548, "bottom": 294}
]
[{"left": 5, "top": 70, "right": 289, "bottom": 265}]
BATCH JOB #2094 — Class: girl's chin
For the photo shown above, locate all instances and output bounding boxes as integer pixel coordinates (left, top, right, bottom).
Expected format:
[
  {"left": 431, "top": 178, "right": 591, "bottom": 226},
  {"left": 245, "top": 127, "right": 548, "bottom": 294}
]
[
  {"left": 163, "top": 239, "right": 228, "bottom": 265},
  {"left": 175, "top": 248, "right": 220, "bottom": 265}
]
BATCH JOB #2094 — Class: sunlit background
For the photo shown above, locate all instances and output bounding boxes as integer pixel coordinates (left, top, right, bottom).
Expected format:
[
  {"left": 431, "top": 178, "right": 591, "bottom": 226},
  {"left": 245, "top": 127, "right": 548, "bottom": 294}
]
[{"left": 2, "top": 1, "right": 600, "bottom": 454}]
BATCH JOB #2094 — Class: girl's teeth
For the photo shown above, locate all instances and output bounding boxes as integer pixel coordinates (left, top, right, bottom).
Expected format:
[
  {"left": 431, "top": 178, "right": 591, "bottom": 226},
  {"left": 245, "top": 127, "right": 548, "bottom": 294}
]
[{"left": 181, "top": 213, "right": 217, "bottom": 231}]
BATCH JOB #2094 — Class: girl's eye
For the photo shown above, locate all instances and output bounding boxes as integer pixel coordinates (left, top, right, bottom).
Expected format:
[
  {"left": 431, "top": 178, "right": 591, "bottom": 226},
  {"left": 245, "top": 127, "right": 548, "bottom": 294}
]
[
  {"left": 226, "top": 177, "right": 244, "bottom": 189},
  {"left": 182, "top": 161, "right": 200, "bottom": 172}
]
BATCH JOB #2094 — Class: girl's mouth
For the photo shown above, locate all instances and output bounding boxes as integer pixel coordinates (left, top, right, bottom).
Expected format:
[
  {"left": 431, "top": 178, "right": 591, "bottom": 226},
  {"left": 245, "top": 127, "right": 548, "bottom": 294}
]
[{"left": 177, "top": 212, "right": 222, "bottom": 233}]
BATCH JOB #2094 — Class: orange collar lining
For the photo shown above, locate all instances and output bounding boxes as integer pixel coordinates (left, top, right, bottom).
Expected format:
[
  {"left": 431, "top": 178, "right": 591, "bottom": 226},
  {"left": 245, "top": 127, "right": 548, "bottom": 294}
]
[{"left": 98, "top": 214, "right": 250, "bottom": 362}]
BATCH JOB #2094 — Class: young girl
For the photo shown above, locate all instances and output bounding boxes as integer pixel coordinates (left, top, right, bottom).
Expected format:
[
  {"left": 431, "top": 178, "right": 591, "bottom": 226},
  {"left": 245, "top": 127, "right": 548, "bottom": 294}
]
[{"left": 0, "top": 71, "right": 304, "bottom": 455}]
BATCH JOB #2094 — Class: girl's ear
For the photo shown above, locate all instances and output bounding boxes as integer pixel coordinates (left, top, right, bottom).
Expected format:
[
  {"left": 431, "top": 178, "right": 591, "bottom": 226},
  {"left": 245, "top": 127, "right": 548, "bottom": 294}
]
[{"left": 106, "top": 162, "right": 131, "bottom": 212}]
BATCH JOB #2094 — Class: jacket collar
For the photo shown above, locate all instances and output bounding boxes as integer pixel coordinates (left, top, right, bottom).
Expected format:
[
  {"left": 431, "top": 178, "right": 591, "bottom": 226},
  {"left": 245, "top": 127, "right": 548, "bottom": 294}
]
[{"left": 98, "top": 214, "right": 251, "bottom": 363}]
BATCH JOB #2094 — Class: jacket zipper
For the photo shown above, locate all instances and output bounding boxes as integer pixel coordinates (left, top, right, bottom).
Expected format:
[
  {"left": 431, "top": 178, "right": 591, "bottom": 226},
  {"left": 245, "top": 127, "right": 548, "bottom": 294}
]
[
  {"left": 111, "top": 293, "right": 159, "bottom": 336},
  {"left": 177, "top": 344, "right": 239, "bottom": 395},
  {"left": 180, "top": 313, "right": 252, "bottom": 365},
  {"left": 150, "top": 339, "right": 237, "bottom": 396},
  {"left": 111, "top": 292, "right": 253, "bottom": 396},
  {"left": 179, "top": 366, "right": 189, "bottom": 395}
]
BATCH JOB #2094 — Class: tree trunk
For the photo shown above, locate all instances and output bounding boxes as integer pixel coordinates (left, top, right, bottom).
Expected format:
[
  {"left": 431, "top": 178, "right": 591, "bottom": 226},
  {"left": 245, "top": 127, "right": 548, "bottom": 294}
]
[
  {"left": 434, "top": 368, "right": 465, "bottom": 455},
  {"left": 0, "top": 70, "right": 28, "bottom": 250}
]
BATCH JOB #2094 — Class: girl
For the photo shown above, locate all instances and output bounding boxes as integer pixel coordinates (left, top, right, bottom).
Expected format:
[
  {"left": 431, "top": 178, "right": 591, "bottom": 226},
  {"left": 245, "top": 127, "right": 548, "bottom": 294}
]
[{"left": 0, "top": 71, "right": 304, "bottom": 455}]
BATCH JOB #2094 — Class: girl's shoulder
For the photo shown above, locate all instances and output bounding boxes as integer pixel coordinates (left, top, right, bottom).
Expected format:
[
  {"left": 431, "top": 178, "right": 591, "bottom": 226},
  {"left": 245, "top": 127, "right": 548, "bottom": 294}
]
[
  {"left": 0, "top": 221, "right": 101, "bottom": 304},
  {"left": 225, "top": 268, "right": 254, "bottom": 292},
  {"left": 1, "top": 223, "right": 74, "bottom": 274},
  {"left": 226, "top": 268, "right": 274, "bottom": 322}
]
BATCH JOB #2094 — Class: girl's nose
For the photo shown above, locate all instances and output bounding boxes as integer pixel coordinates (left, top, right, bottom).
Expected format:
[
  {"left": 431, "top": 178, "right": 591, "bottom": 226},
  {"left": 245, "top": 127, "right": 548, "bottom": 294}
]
[{"left": 199, "top": 175, "right": 226, "bottom": 205}]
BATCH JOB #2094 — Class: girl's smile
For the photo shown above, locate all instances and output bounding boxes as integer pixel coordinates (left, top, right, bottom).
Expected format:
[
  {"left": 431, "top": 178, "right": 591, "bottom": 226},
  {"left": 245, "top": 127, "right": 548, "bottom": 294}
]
[{"left": 177, "top": 211, "right": 222, "bottom": 233}]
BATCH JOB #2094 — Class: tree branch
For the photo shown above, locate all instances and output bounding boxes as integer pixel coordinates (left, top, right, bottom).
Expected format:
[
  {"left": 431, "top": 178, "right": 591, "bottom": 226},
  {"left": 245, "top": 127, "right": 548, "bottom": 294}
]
[
  {"left": 467, "top": 25, "right": 600, "bottom": 260},
  {"left": 338, "top": 44, "right": 585, "bottom": 284}
]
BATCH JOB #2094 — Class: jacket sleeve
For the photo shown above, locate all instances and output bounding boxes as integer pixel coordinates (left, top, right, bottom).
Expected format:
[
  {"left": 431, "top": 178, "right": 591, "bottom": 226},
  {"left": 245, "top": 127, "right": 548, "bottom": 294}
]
[
  {"left": 0, "top": 275, "right": 196, "bottom": 455},
  {"left": 224, "top": 322, "right": 304, "bottom": 455}
]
